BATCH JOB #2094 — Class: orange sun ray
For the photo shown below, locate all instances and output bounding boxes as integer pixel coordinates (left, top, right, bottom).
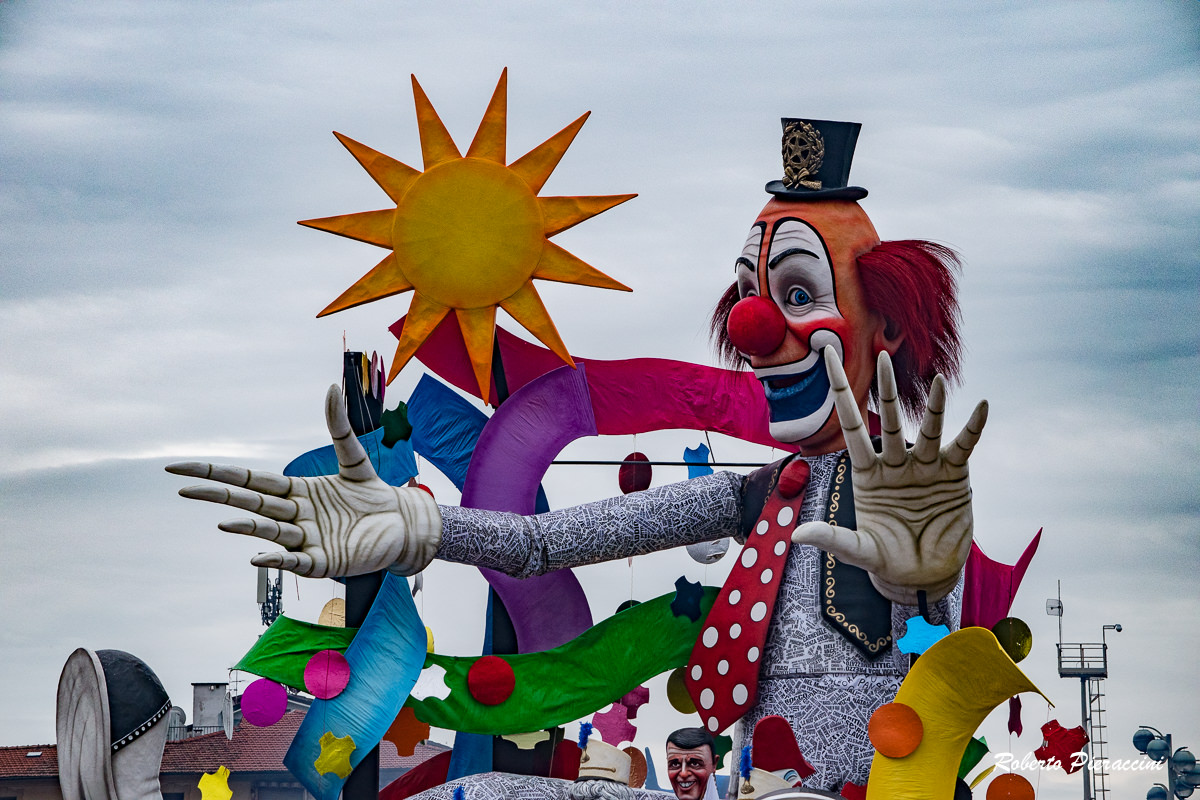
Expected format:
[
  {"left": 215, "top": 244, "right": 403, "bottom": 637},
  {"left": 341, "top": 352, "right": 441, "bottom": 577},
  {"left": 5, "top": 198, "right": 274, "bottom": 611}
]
[
  {"left": 465, "top": 68, "right": 507, "bottom": 164},
  {"left": 387, "top": 294, "right": 451, "bottom": 383},
  {"left": 532, "top": 242, "right": 632, "bottom": 291},
  {"left": 455, "top": 305, "right": 499, "bottom": 403},
  {"left": 500, "top": 282, "right": 575, "bottom": 368},
  {"left": 539, "top": 194, "right": 638, "bottom": 237},
  {"left": 317, "top": 253, "right": 413, "bottom": 318},
  {"left": 333, "top": 132, "right": 421, "bottom": 203},
  {"left": 411, "top": 75, "right": 462, "bottom": 170},
  {"left": 299, "top": 209, "right": 395, "bottom": 249},
  {"left": 509, "top": 111, "right": 590, "bottom": 193}
]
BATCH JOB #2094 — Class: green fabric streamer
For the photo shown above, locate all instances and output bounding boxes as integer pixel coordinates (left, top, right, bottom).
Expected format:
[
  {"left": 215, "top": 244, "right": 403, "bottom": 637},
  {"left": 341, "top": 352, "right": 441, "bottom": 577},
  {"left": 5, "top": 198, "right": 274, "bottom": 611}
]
[
  {"left": 234, "top": 616, "right": 358, "bottom": 690},
  {"left": 234, "top": 587, "right": 718, "bottom": 735},
  {"left": 410, "top": 587, "right": 717, "bottom": 734}
]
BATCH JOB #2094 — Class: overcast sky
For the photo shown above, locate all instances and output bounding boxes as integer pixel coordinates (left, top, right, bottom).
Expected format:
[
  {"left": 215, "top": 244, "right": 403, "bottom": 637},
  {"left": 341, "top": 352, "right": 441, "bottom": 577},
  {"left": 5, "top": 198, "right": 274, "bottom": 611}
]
[{"left": 1, "top": 2, "right": 1197, "bottom": 798}]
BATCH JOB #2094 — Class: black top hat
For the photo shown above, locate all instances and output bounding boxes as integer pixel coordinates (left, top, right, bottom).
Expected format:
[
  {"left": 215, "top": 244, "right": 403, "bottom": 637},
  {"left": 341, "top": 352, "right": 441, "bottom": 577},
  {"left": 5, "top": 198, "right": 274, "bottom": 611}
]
[{"left": 765, "top": 118, "right": 867, "bottom": 202}]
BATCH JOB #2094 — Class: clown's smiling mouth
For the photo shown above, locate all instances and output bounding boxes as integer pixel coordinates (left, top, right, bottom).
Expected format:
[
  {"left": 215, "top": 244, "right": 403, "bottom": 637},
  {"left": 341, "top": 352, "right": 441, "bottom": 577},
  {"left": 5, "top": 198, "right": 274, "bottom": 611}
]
[{"left": 758, "top": 353, "right": 832, "bottom": 422}]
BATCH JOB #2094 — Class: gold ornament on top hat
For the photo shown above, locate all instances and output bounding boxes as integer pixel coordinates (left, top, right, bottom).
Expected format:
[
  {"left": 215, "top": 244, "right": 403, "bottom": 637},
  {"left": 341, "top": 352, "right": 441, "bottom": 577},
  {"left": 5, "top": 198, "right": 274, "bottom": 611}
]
[{"left": 781, "top": 121, "right": 824, "bottom": 191}]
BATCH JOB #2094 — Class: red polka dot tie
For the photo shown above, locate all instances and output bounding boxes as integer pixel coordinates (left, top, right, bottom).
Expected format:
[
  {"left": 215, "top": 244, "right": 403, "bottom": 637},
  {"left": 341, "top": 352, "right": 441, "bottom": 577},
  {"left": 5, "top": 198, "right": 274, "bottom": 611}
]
[{"left": 684, "top": 459, "right": 809, "bottom": 733}]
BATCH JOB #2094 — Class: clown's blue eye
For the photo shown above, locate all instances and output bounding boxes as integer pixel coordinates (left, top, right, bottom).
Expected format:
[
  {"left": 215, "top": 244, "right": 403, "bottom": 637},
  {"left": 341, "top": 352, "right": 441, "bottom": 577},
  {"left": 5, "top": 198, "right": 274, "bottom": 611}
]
[{"left": 786, "top": 287, "right": 812, "bottom": 306}]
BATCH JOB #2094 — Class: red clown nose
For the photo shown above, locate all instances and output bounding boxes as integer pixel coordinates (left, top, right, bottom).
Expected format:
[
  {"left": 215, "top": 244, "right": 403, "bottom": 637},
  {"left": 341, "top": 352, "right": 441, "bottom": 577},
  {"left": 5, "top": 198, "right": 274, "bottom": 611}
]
[{"left": 726, "top": 296, "right": 786, "bottom": 356}]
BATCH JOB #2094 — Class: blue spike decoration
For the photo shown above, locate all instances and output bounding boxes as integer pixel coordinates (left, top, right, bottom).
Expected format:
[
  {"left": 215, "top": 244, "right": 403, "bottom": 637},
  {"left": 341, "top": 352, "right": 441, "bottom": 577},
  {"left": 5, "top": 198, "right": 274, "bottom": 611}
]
[
  {"left": 578, "top": 722, "right": 594, "bottom": 750},
  {"left": 452, "top": 787, "right": 465, "bottom": 800},
  {"left": 739, "top": 745, "right": 752, "bottom": 780}
]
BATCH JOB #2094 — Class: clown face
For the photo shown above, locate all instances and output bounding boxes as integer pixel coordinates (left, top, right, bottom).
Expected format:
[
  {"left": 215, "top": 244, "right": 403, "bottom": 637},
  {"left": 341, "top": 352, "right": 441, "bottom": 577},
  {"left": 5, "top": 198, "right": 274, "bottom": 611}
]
[{"left": 727, "top": 199, "right": 889, "bottom": 451}]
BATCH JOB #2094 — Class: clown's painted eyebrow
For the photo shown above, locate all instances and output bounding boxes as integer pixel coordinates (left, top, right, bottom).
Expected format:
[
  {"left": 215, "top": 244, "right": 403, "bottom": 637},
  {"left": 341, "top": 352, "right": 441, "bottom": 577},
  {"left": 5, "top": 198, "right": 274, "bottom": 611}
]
[
  {"left": 736, "top": 222, "right": 765, "bottom": 272},
  {"left": 735, "top": 256, "right": 755, "bottom": 272},
  {"left": 768, "top": 247, "right": 819, "bottom": 269}
]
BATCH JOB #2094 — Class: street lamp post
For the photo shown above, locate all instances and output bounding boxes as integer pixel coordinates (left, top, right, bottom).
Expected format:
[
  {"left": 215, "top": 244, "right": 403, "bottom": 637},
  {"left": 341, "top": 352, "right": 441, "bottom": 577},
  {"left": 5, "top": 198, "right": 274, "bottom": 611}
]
[{"left": 1133, "top": 726, "right": 1200, "bottom": 800}]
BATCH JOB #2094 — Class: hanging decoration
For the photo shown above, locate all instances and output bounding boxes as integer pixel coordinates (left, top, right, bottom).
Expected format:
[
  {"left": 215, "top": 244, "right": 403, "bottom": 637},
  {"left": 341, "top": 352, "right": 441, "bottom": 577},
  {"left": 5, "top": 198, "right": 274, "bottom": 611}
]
[
  {"left": 618, "top": 452, "right": 652, "bottom": 494},
  {"left": 197, "top": 766, "right": 233, "bottom": 800},
  {"left": 240, "top": 678, "right": 288, "bottom": 728}
]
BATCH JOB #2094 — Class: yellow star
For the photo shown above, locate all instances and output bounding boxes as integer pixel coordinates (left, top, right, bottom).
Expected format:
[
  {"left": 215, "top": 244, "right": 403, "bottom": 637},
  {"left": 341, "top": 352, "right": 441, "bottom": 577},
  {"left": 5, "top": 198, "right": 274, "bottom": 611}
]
[
  {"left": 197, "top": 766, "right": 232, "bottom": 800},
  {"left": 314, "top": 731, "right": 356, "bottom": 779},
  {"left": 302, "top": 69, "right": 635, "bottom": 402}
]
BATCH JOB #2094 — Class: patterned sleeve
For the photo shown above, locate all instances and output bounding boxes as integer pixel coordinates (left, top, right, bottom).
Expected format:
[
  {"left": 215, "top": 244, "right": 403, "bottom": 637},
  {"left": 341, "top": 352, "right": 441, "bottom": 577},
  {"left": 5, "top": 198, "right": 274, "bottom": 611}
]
[{"left": 435, "top": 471, "right": 745, "bottom": 578}]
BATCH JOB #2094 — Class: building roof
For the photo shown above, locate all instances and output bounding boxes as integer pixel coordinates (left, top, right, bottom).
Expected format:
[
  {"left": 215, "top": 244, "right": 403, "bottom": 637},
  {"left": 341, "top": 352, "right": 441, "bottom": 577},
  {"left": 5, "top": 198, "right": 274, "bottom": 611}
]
[{"left": 0, "top": 711, "right": 447, "bottom": 780}]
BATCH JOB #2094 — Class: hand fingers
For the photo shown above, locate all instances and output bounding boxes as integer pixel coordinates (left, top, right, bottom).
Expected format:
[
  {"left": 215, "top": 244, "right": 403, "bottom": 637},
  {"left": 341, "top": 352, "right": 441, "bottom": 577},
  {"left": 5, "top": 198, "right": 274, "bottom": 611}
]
[
  {"left": 943, "top": 399, "right": 989, "bottom": 467},
  {"left": 911, "top": 375, "right": 947, "bottom": 464},
  {"left": 325, "top": 385, "right": 376, "bottom": 483},
  {"left": 876, "top": 352, "right": 905, "bottom": 467},
  {"left": 251, "top": 550, "right": 315, "bottom": 576},
  {"left": 179, "top": 484, "right": 299, "bottom": 521},
  {"left": 791, "top": 521, "right": 879, "bottom": 571},
  {"left": 218, "top": 517, "right": 305, "bottom": 549},
  {"left": 166, "top": 462, "right": 290, "bottom": 495},
  {"left": 824, "top": 347, "right": 875, "bottom": 469}
]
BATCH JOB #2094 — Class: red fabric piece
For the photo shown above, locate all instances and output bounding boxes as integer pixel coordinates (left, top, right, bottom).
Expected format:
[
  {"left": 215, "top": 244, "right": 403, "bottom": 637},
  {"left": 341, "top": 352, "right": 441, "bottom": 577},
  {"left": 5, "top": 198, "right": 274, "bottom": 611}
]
[
  {"left": 726, "top": 296, "right": 787, "bottom": 356},
  {"left": 466, "top": 656, "right": 515, "bottom": 706},
  {"left": 840, "top": 781, "right": 867, "bottom": 800},
  {"left": 550, "top": 738, "right": 581, "bottom": 780},
  {"left": 592, "top": 702, "right": 638, "bottom": 747},
  {"left": 618, "top": 453, "right": 652, "bottom": 494},
  {"left": 619, "top": 685, "right": 651, "bottom": 719},
  {"left": 395, "top": 315, "right": 796, "bottom": 452},
  {"left": 379, "top": 750, "right": 451, "bottom": 800},
  {"left": 686, "top": 463, "right": 809, "bottom": 733},
  {"left": 961, "top": 530, "right": 1041, "bottom": 629},
  {"left": 752, "top": 715, "right": 816, "bottom": 779},
  {"left": 1008, "top": 696, "right": 1023, "bottom": 737},
  {"left": 1033, "top": 720, "right": 1089, "bottom": 774}
]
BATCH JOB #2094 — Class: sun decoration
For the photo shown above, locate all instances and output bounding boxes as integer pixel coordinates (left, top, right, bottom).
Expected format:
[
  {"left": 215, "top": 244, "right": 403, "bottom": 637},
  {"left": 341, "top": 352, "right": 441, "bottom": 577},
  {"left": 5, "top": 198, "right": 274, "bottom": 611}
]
[{"left": 301, "top": 69, "right": 635, "bottom": 402}]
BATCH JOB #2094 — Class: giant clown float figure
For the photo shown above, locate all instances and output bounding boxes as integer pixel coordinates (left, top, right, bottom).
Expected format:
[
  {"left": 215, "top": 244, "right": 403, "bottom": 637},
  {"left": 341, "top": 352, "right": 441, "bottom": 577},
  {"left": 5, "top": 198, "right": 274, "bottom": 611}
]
[{"left": 166, "top": 71, "right": 1047, "bottom": 800}]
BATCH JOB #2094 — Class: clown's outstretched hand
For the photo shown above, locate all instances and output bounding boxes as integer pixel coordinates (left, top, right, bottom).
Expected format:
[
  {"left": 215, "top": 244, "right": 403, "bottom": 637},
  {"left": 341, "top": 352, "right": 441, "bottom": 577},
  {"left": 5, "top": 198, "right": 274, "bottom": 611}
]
[
  {"left": 166, "top": 386, "right": 441, "bottom": 578},
  {"left": 791, "top": 349, "right": 987, "bottom": 604}
]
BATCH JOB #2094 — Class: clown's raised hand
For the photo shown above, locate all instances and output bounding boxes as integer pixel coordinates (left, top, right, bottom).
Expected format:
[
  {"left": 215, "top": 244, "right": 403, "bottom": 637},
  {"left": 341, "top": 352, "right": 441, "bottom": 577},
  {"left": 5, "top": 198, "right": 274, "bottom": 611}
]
[
  {"left": 167, "top": 386, "right": 440, "bottom": 578},
  {"left": 791, "top": 349, "right": 987, "bottom": 604}
]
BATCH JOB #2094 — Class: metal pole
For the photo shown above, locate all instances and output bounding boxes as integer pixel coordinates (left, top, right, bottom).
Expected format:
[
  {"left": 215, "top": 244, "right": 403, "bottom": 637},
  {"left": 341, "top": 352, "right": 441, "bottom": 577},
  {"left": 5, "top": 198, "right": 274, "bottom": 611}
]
[{"left": 1081, "top": 677, "right": 1093, "bottom": 800}]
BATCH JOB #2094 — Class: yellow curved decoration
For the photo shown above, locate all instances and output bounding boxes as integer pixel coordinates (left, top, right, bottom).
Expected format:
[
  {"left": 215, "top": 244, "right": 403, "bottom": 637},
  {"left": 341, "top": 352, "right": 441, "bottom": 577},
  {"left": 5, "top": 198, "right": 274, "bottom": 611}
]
[{"left": 866, "top": 627, "right": 1049, "bottom": 800}]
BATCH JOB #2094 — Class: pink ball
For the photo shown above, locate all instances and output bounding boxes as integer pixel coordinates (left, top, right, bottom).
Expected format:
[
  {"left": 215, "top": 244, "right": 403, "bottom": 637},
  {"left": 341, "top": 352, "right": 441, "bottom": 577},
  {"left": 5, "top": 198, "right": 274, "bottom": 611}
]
[
  {"left": 241, "top": 679, "right": 287, "bottom": 727},
  {"left": 304, "top": 650, "right": 351, "bottom": 699}
]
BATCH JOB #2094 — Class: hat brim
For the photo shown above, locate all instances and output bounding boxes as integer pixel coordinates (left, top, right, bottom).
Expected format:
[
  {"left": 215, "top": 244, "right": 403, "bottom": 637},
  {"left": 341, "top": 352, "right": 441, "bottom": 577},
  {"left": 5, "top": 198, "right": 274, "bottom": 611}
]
[
  {"left": 56, "top": 649, "right": 119, "bottom": 800},
  {"left": 765, "top": 181, "right": 868, "bottom": 202}
]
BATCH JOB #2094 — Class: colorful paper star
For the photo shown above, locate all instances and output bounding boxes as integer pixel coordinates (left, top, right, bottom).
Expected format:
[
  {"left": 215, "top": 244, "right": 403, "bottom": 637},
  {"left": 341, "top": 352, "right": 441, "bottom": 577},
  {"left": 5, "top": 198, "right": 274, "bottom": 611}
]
[
  {"left": 591, "top": 702, "right": 637, "bottom": 747},
  {"left": 896, "top": 616, "right": 950, "bottom": 655},
  {"left": 314, "top": 732, "right": 356, "bottom": 779},
  {"left": 384, "top": 706, "right": 430, "bottom": 757},
  {"left": 619, "top": 685, "right": 650, "bottom": 719},
  {"left": 197, "top": 766, "right": 232, "bottom": 800},
  {"left": 670, "top": 576, "right": 704, "bottom": 621}
]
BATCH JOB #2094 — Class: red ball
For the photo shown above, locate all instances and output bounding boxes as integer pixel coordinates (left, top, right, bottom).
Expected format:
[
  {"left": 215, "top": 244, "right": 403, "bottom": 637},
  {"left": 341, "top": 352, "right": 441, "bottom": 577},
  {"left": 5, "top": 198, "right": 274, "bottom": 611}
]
[
  {"left": 726, "top": 296, "right": 786, "bottom": 356},
  {"left": 618, "top": 452, "right": 652, "bottom": 494},
  {"left": 986, "top": 773, "right": 1034, "bottom": 800},
  {"left": 777, "top": 459, "right": 812, "bottom": 500},
  {"left": 466, "top": 655, "right": 515, "bottom": 706},
  {"left": 868, "top": 702, "right": 923, "bottom": 758}
]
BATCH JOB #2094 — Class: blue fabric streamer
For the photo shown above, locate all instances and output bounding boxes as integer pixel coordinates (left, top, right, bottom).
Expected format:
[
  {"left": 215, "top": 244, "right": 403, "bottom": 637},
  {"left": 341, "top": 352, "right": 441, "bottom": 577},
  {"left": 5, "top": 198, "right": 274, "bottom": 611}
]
[
  {"left": 683, "top": 443, "right": 713, "bottom": 479},
  {"left": 283, "top": 573, "right": 426, "bottom": 800},
  {"left": 284, "top": 426, "right": 417, "bottom": 487}
]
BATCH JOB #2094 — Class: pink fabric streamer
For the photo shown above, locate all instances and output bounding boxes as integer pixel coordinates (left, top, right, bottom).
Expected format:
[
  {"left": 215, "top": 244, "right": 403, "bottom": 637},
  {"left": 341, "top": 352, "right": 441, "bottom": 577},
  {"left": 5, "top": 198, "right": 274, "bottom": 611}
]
[
  {"left": 961, "top": 529, "right": 1042, "bottom": 629},
  {"left": 390, "top": 314, "right": 796, "bottom": 451}
]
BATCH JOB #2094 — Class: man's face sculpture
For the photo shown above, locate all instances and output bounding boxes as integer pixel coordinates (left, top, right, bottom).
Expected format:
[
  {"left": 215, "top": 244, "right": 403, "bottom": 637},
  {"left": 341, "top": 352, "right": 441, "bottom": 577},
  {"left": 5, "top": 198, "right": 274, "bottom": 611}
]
[
  {"left": 726, "top": 199, "right": 890, "bottom": 450},
  {"left": 665, "top": 743, "right": 716, "bottom": 800}
]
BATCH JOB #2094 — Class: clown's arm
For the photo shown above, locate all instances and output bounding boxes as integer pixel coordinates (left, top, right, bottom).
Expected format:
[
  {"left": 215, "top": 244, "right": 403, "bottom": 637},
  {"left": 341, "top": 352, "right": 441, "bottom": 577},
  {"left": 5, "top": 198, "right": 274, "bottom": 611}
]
[
  {"left": 791, "top": 349, "right": 988, "bottom": 605},
  {"left": 168, "top": 386, "right": 741, "bottom": 579}
]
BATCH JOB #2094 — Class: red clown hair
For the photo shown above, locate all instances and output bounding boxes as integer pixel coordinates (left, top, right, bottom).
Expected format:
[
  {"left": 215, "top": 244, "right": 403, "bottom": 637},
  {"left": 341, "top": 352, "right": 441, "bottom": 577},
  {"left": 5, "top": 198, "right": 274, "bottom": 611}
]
[{"left": 710, "top": 240, "right": 963, "bottom": 422}]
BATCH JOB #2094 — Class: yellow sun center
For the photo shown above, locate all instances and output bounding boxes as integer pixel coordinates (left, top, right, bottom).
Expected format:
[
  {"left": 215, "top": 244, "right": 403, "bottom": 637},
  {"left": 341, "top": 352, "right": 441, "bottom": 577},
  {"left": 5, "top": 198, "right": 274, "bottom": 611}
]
[
  {"left": 298, "top": 69, "right": 635, "bottom": 403},
  {"left": 392, "top": 159, "right": 543, "bottom": 310}
]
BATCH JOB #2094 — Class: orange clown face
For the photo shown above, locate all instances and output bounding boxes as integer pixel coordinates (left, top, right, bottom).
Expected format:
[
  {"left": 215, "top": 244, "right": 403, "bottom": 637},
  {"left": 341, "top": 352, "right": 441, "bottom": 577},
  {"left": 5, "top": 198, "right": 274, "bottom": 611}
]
[{"left": 727, "top": 199, "right": 898, "bottom": 452}]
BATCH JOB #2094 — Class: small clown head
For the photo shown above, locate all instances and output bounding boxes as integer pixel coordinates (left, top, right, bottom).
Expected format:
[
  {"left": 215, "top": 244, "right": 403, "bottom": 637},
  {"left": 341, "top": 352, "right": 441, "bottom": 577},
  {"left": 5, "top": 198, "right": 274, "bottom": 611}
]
[{"left": 726, "top": 199, "right": 897, "bottom": 449}]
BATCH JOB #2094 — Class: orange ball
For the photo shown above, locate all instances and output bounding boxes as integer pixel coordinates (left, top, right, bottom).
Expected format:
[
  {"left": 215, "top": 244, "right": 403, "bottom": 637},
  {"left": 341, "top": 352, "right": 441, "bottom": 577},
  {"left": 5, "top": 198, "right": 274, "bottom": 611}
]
[
  {"left": 986, "top": 772, "right": 1035, "bottom": 800},
  {"left": 868, "top": 702, "right": 923, "bottom": 758}
]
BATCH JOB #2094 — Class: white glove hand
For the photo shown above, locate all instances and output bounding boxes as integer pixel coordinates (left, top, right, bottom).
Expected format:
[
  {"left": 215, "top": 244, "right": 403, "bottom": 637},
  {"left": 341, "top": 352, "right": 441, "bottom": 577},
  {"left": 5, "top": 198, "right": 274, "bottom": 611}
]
[
  {"left": 791, "top": 349, "right": 987, "bottom": 604},
  {"left": 167, "top": 385, "right": 440, "bottom": 578}
]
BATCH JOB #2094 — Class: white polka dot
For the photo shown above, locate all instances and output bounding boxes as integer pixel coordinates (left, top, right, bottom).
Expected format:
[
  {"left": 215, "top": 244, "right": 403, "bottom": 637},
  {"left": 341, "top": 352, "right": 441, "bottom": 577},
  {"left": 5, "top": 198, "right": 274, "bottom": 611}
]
[
  {"left": 707, "top": 717, "right": 720, "bottom": 732},
  {"left": 756, "top": 520, "right": 769, "bottom": 535},
  {"left": 741, "top": 548, "right": 758, "bottom": 568},
  {"left": 747, "top": 647, "right": 760, "bottom": 663},
  {"left": 732, "top": 684, "right": 749, "bottom": 705},
  {"left": 702, "top": 627, "right": 718, "bottom": 648},
  {"left": 776, "top": 506, "right": 794, "bottom": 527},
  {"left": 700, "top": 688, "right": 715, "bottom": 709},
  {"left": 717, "top": 660, "right": 729, "bottom": 675},
  {"left": 692, "top": 664, "right": 703, "bottom": 680},
  {"left": 729, "top": 623, "right": 742, "bottom": 639},
  {"left": 760, "top": 568, "right": 774, "bottom": 584},
  {"left": 750, "top": 602, "right": 767, "bottom": 622},
  {"left": 729, "top": 589, "right": 742, "bottom": 605},
  {"left": 774, "top": 540, "right": 787, "bottom": 556}
]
